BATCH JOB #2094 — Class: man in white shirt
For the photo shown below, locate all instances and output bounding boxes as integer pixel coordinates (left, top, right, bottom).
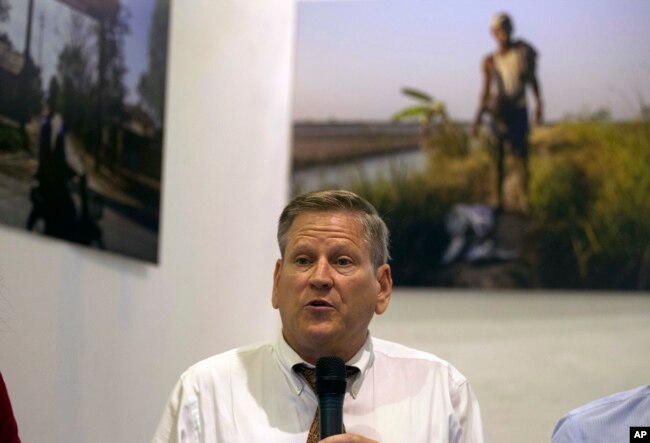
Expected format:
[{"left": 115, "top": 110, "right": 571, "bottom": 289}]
[{"left": 152, "top": 190, "right": 485, "bottom": 442}]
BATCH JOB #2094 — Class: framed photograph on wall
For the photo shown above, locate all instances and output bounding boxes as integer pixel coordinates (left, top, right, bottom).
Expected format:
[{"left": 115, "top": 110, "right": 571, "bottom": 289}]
[
  {"left": 292, "top": 1, "right": 650, "bottom": 290},
  {"left": 0, "top": 0, "right": 170, "bottom": 263}
]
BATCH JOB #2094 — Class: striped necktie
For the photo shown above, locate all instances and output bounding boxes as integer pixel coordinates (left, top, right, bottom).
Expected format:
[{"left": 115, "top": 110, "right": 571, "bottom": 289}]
[{"left": 295, "top": 364, "right": 359, "bottom": 443}]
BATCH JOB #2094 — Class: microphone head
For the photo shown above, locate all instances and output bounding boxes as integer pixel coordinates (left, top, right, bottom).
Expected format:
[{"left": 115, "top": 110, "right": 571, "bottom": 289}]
[{"left": 316, "top": 356, "right": 347, "bottom": 396}]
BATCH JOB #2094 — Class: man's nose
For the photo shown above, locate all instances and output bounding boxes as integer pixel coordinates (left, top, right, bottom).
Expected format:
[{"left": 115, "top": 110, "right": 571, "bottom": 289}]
[{"left": 309, "top": 258, "right": 333, "bottom": 289}]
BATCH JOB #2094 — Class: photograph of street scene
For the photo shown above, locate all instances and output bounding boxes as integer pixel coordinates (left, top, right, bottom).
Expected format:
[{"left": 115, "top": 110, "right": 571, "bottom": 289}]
[
  {"left": 0, "top": 0, "right": 169, "bottom": 263},
  {"left": 292, "top": 1, "right": 650, "bottom": 290}
]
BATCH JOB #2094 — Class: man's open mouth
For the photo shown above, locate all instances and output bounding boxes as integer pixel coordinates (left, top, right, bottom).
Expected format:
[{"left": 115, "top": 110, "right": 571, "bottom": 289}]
[{"left": 308, "top": 300, "right": 332, "bottom": 308}]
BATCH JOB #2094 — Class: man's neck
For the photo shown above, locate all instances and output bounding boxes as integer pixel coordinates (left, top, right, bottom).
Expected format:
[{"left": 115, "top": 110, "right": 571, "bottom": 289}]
[
  {"left": 498, "top": 39, "right": 514, "bottom": 54},
  {"left": 285, "top": 331, "right": 369, "bottom": 365}
]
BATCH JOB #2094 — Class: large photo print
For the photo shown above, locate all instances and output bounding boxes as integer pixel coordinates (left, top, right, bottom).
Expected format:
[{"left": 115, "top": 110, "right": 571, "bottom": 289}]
[
  {"left": 292, "top": 1, "right": 650, "bottom": 290},
  {"left": 0, "top": 0, "right": 169, "bottom": 263}
]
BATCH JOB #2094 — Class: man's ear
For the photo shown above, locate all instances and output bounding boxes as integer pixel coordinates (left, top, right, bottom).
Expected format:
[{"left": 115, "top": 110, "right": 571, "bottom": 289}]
[
  {"left": 374, "top": 264, "right": 392, "bottom": 315},
  {"left": 272, "top": 259, "right": 282, "bottom": 309}
]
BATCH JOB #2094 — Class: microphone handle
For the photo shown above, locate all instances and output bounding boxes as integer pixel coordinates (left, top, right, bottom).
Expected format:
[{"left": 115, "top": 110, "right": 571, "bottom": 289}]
[{"left": 319, "top": 393, "right": 344, "bottom": 439}]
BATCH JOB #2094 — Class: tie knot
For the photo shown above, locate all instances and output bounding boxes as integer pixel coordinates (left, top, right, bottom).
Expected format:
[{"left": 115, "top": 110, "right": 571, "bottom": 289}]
[
  {"left": 294, "top": 364, "right": 359, "bottom": 393},
  {"left": 296, "top": 365, "right": 317, "bottom": 391},
  {"left": 294, "top": 364, "right": 358, "bottom": 443}
]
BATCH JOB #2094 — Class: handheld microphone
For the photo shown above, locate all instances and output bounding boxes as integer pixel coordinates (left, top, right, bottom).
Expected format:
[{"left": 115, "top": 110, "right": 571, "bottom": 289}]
[{"left": 316, "top": 356, "right": 347, "bottom": 439}]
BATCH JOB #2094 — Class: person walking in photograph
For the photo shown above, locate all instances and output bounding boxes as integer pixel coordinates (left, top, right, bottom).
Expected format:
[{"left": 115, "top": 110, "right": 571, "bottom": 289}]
[{"left": 473, "top": 12, "right": 543, "bottom": 212}]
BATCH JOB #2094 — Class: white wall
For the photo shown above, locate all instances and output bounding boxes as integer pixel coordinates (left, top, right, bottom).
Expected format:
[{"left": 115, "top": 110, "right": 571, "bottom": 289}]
[
  {"left": 1, "top": 2, "right": 649, "bottom": 443},
  {"left": 0, "top": 1, "right": 295, "bottom": 442},
  {"left": 372, "top": 290, "right": 650, "bottom": 443}
]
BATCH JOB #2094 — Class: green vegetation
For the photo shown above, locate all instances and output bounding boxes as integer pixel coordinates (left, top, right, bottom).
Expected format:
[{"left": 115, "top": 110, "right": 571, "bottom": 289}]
[
  {"left": 353, "top": 173, "right": 451, "bottom": 285},
  {"left": 529, "top": 122, "right": 650, "bottom": 289},
  {"left": 350, "top": 120, "right": 490, "bottom": 285},
  {"left": 393, "top": 87, "right": 444, "bottom": 152},
  {"left": 392, "top": 87, "right": 470, "bottom": 158},
  {"left": 350, "top": 121, "right": 649, "bottom": 289}
]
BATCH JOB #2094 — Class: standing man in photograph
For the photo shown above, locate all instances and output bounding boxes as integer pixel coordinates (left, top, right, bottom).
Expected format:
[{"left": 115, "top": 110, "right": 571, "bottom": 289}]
[
  {"left": 473, "top": 13, "right": 543, "bottom": 212},
  {"left": 152, "top": 190, "right": 484, "bottom": 442}
]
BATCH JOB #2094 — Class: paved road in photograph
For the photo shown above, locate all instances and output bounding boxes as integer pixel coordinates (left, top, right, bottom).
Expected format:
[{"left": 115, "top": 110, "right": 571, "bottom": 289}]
[{"left": 0, "top": 149, "right": 158, "bottom": 263}]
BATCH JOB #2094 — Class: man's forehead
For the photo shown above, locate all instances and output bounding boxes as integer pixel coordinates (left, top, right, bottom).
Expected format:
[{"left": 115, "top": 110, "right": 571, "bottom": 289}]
[
  {"left": 287, "top": 211, "right": 365, "bottom": 242},
  {"left": 290, "top": 210, "right": 361, "bottom": 229}
]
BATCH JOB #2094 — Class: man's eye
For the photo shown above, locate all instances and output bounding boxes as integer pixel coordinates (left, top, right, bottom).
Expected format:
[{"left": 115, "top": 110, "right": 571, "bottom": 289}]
[
  {"left": 295, "top": 257, "right": 310, "bottom": 266},
  {"left": 335, "top": 257, "right": 352, "bottom": 266}
]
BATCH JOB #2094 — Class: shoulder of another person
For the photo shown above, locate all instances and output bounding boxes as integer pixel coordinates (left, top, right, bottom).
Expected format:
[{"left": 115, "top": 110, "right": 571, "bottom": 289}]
[{"left": 551, "top": 413, "right": 577, "bottom": 443}]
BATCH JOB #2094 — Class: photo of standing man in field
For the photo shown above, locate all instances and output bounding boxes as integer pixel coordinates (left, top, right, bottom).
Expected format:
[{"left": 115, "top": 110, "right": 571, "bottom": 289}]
[
  {"left": 291, "top": 1, "right": 650, "bottom": 291},
  {"left": 472, "top": 12, "right": 543, "bottom": 213}
]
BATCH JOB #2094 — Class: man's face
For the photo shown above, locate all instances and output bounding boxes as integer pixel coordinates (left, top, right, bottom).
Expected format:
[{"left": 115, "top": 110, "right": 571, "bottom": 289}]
[
  {"left": 492, "top": 26, "right": 511, "bottom": 47},
  {"left": 272, "top": 211, "right": 392, "bottom": 363}
]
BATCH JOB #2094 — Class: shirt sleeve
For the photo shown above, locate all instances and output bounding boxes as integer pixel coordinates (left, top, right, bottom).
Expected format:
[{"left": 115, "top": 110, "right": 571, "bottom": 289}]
[
  {"left": 151, "top": 374, "right": 202, "bottom": 443},
  {"left": 450, "top": 379, "right": 485, "bottom": 443}
]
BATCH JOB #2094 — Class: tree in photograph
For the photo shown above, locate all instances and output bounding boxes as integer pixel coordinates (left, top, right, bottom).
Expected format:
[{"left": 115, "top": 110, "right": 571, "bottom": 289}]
[
  {"left": 0, "top": 0, "right": 9, "bottom": 22},
  {"left": 393, "top": 87, "right": 469, "bottom": 158},
  {"left": 0, "top": 0, "right": 11, "bottom": 50},
  {"left": 95, "top": 6, "right": 129, "bottom": 171},
  {"left": 393, "top": 87, "right": 447, "bottom": 152},
  {"left": 138, "top": 0, "right": 169, "bottom": 128},
  {"left": 55, "top": 7, "right": 129, "bottom": 172},
  {"left": 56, "top": 13, "right": 95, "bottom": 139},
  {"left": 17, "top": 59, "right": 42, "bottom": 123}
]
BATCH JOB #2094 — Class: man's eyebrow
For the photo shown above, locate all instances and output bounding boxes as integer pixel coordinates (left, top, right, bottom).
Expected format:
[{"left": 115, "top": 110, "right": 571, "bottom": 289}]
[
  {"left": 329, "top": 242, "right": 362, "bottom": 255},
  {"left": 287, "top": 241, "right": 313, "bottom": 252}
]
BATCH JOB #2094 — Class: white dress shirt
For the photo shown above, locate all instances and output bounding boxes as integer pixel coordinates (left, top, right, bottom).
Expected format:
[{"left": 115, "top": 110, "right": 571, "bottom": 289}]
[{"left": 152, "top": 333, "right": 484, "bottom": 442}]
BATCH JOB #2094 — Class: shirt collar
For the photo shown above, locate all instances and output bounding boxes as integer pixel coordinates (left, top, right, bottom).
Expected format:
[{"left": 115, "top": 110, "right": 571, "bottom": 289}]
[
  {"left": 274, "top": 332, "right": 309, "bottom": 395},
  {"left": 273, "top": 332, "right": 374, "bottom": 399},
  {"left": 345, "top": 333, "right": 374, "bottom": 398}
]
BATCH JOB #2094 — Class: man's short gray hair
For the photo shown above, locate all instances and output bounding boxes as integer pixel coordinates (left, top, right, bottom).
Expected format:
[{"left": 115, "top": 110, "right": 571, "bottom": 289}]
[{"left": 277, "top": 190, "right": 390, "bottom": 269}]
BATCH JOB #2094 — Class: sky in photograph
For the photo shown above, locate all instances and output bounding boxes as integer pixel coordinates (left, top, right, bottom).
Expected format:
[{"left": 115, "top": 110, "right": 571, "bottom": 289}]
[
  {"left": 293, "top": 0, "right": 650, "bottom": 122},
  {"left": 0, "top": 0, "right": 158, "bottom": 104}
]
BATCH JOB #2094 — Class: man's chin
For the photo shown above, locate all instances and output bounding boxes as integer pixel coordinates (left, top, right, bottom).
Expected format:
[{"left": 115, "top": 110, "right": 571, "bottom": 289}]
[{"left": 302, "top": 323, "right": 341, "bottom": 346}]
